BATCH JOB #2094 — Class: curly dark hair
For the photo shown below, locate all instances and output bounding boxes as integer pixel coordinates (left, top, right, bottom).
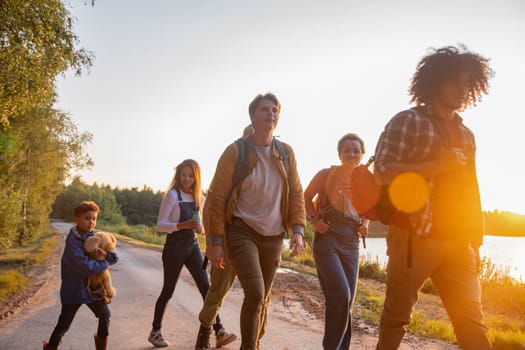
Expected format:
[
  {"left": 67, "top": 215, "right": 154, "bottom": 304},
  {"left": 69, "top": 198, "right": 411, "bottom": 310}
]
[{"left": 409, "top": 45, "right": 494, "bottom": 109}]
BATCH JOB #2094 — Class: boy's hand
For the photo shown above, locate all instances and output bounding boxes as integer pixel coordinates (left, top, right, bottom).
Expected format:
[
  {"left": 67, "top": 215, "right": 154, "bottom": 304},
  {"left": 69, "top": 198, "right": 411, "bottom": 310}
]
[
  {"left": 93, "top": 248, "right": 107, "bottom": 259},
  {"left": 106, "top": 252, "right": 119, "bottom": 265}
]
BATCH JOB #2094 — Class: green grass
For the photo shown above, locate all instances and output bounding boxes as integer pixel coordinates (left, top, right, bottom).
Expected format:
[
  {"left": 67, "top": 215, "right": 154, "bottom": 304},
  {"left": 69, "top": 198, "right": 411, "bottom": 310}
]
[
  {"left": 358, "top": 257, "right": 387, "bottom": 282},
  {"left": 488, "top": 328, "right": 525, "bottom": 350},
  {"left": 0, "top": 229, "right": 58, "bottom": 302},
  {"left": 406, "top": 311, "right": 456, "bottom": 342},
  {"left": 0, "top": 270, "right": 29, "bottom": 299},
  {"left": 354, "top": 286, "right": 384, "bottom": 323}
]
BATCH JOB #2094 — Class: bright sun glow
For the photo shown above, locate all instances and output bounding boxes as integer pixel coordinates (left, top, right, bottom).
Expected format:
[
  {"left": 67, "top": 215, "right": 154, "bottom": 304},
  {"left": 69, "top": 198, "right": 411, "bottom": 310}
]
[{"left": 388, "top": 172, "right": 430, "bottom": 213}]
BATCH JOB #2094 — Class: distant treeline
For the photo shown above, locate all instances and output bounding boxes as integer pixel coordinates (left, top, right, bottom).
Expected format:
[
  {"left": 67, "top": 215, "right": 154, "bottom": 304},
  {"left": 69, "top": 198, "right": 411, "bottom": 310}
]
[
  {"left": 51, "top": 178, "right": 164, "bottom": 228},
  {"left": 484, "top": 210, "right": 525, "bottom": 237},
  {"left": 51, "top": 179, "right": 525, "bottom": 238},
  {"left": 367, "top": 211, "right": 525, "bottom": 237}
]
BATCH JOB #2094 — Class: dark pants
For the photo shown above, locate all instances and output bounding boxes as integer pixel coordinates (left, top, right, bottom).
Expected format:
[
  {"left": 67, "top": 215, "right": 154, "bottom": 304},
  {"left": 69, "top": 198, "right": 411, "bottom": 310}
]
[
  {"left": 48, "top": 301, "right": 110, "bottom": 346},
  {"left": 314, "top": 230, "right": 360, "bottom": 350},
  {"left": 226, "top": 217, "right": 283, "bottom": 350},
  {"left": 376, "top": 227, "right": 491, "bottom": 350},
  {"left": 152, "top": 237, "right": 221, "bottom": 330}
]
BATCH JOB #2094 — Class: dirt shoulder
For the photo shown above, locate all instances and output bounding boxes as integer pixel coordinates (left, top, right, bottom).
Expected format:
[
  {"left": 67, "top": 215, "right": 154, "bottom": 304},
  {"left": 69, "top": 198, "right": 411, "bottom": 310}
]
[
  {"left": 272, "top": 260, "right": 458, "bottom": 350},
  {"left": 0, "top": 248, "right": 60, "bottom": 321}
]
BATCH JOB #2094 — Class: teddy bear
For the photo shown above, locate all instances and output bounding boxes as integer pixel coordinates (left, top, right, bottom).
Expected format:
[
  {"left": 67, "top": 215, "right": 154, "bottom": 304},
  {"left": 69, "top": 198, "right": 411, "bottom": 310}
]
[{"left": 83, "top": 231, "right": 117, "bottom": 304}]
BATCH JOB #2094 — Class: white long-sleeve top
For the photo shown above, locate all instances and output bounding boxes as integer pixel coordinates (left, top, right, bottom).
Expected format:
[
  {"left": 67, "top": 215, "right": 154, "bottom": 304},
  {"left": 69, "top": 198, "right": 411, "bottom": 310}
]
[{"left": 156, "top": 189, "right": 205, "bottom": 233}]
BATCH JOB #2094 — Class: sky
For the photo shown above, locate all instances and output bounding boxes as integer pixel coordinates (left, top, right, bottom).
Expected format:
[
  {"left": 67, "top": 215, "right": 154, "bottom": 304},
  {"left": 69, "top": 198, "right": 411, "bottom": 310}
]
[{"left": 56, "top": 0, "right": 525, "bottom": 214}]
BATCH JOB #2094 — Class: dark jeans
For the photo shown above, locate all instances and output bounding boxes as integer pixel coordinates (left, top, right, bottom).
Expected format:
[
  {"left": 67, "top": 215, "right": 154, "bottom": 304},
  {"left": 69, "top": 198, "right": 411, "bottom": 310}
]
[
  {"left": 376, "top": 227, "right": 491, "bottom": 350},
  {"left": 152, "top": 237, "right": 221, "bottom": 331},
  {"left": 313, "top": 230, "right": 360, "bottom": 350},
  {"left": 226, "top": 217, "right": 283, "bottom": 350},
  {"left": 48, "top": 301, "right": 110, "bottom": 346}
]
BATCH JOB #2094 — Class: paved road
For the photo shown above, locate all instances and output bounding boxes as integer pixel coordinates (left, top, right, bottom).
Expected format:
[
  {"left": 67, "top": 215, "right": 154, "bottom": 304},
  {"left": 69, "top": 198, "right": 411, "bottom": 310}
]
[{"left": 0, "top": 222, "right": 324, "bottom": 350}]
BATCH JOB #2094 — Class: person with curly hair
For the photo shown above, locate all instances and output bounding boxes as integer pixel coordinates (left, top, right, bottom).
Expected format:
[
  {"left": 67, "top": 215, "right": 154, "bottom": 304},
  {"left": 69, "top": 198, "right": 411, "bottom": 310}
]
[{"left": 374, "top": 45, "right": 494, "bottom": 350}]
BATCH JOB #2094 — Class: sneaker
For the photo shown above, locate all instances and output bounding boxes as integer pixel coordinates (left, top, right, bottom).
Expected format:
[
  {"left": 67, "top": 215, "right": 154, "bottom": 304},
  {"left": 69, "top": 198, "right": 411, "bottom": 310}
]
[
  {"left": 148, "top": 329, "right": 169, "bottom": 348},
  {"left": 216, "top": 328, "right": 237, "bottom": 348},
  {"left": 195, "top": 325, "right": 212, "bottom": 350}
]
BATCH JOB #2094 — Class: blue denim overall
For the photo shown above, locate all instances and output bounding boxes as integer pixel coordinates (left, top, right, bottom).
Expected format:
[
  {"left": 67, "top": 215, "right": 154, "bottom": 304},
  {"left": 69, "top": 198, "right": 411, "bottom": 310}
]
[
  {"left": 152, "top": 189, "right": 222, "bottom": 331},
  {"left": 313, "top": 205, "right": 361, "bottom": 350}
]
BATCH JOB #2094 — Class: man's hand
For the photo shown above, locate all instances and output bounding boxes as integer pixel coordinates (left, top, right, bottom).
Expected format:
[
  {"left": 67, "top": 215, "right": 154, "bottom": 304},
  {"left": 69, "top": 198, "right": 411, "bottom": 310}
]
[
  {"left": 207, "top": 245, "right": 225, "bottom": 269},
  {"left": 437, "top": 147, "right": 468, "bottom": 173},
  {"left": 289, "top": 232, "right": 303, "bottom": 257}
]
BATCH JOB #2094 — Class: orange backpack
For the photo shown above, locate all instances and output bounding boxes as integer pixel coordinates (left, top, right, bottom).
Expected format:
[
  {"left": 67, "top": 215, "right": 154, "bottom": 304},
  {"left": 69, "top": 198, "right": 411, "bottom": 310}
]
[
  {"left": 350, "top": 159, "right": 381, "bottom": 221},
  {"left": 350, "top": 157, "right": 411, "bottom": 228}
]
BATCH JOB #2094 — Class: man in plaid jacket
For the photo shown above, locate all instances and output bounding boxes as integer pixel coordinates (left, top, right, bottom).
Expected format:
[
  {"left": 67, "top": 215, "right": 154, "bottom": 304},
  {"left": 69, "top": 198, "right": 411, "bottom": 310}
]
[{"left": 374, "top": 45, "right": 494, "bottom": 350}]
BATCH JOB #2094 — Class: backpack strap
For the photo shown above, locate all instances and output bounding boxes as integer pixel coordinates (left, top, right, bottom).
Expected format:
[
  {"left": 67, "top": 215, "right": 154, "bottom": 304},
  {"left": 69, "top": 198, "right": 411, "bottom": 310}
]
[
  {"left": 274, "top": 138, "right": 292, "bottom": 195},
  {"left": 273, "top": 138, "right": 290, "bottom": 178},
  {"left": 319, "top": 166, "right": 337, "bottom": 211},
  {"left": 232, "top": 137, "right": 250, "bottom": 189},
  {"left": 232, "top": 136, "right": 291, "bottom": 188}
]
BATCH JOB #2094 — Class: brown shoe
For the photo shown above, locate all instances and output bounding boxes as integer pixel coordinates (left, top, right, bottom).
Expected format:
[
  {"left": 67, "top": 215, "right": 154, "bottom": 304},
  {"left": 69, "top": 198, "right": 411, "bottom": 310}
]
[
  {"left": 216, "top": 328, "right": 237, "bottom": 348},
  {"left": 195, "top": 325, "right": 212, "bottom": 350}
]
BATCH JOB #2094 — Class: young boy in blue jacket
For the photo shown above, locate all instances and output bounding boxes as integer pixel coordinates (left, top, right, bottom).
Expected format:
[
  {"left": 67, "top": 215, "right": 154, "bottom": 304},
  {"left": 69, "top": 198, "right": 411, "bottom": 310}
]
[{"left": 44, "top": 201, "right": 118, "bottom": 350}]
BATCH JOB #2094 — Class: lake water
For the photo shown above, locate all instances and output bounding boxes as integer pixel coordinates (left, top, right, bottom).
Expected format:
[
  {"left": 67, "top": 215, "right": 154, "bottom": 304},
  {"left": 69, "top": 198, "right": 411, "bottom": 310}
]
[{"left": 359, "top": 235, "right": 525, "bottom": 281}]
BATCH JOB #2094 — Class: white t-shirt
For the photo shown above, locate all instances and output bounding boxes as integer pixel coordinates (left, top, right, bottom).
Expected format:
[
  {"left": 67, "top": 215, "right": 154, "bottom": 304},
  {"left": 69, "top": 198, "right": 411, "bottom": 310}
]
[{"left": 234, "top": 144, "right": 284, "bottom": 236}]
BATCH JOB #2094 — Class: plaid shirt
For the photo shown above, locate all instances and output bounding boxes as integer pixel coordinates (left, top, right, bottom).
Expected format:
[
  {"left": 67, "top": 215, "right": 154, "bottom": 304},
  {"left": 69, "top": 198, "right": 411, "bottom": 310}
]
[{"left": 374, "top": 107, "right": 476, "bottom": 237}]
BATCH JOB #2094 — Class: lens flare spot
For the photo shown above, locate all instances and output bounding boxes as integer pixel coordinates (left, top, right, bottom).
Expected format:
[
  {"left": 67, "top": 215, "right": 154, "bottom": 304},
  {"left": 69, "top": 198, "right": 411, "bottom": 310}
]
[{"left": 388, "top": 172, "right": 429, "bottom": 213}]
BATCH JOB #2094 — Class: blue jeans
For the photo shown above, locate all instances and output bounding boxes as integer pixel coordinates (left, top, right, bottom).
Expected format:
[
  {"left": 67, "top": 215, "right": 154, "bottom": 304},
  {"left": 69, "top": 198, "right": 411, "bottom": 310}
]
[
  {"left": 152, "top": 237, "right": 221, "bottom": 330},
  {"left": 48, "top": 301, "right": 110, "bottom": 346},
  {"left": 313, "top": 230, "right": 360, "bottom": 350}
]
